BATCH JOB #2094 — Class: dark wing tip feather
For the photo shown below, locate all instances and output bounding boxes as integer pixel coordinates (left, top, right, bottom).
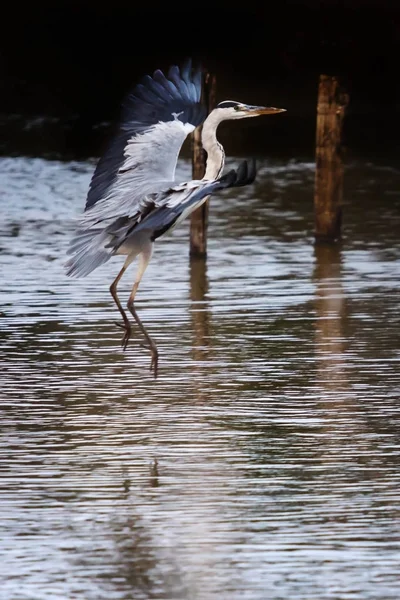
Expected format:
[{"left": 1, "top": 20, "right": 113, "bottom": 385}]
[
  {"left": 218, "top": 169, "right": 237, "bottom": 188},
  {"left": 234, "top": 159, "right": 257, "bottom": 186},
  {"left": 248, "top": 158, "right": 257, "bottom": 183},
  {"left": 181, "top": 57, "right": 193, "bottom": 80},
  {"left": 121, "top": 59, "right": 206, "bottom": 129},
  {"left": 219, "top": 159, "right": 257, "bottom": 189},
  {"left": 192, "top": 67, "right": 203, "bottom": 102}
]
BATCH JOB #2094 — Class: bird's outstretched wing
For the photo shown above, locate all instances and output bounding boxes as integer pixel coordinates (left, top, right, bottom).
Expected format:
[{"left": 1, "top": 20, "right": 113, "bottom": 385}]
[
  {"left": 65, "top": 160, "right": 256, "bottom": 278},
  {"left": 84, "top": 59, "right": 206, "bottom": 220}
]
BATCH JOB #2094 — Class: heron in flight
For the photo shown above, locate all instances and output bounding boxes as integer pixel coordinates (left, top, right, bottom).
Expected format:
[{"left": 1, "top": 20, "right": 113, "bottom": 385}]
[{"left": 66, "top": 60, "right": 285, "bottom": 376}]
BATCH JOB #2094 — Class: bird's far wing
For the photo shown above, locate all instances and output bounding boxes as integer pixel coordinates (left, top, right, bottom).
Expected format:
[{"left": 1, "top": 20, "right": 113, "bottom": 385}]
[
  {"left": 132, "top": 159, "right": 257, "bottom": 240},
  {"left": 83, "top": 59, "right": 206, "bottom": 222}
]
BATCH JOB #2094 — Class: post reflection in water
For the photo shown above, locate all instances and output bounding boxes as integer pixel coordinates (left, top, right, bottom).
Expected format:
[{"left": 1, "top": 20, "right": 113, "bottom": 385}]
[
  {"left": 189, "top": 256, "right": 211, "bottom": 366},
  {"left": 313, "top": 243, "right": 347, "bottom": 394},
  {"left": 313, "top": 243, "right": 370, "bottom": 463}
]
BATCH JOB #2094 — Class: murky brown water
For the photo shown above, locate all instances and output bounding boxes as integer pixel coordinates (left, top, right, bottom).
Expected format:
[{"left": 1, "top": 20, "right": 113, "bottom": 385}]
[{"left": 1, "top": 156, "right": 399, "bottom": 599}]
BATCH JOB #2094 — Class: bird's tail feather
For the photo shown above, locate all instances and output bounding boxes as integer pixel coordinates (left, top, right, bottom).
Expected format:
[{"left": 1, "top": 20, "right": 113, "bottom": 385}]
[{"left": 65, "top": 228, "right": 114, "bottom": 278}]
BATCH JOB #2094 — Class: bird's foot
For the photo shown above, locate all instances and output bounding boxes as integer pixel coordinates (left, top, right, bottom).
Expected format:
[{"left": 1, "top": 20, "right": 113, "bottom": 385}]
[
  {"left": 115, "top": 322, "right": 159, "bottom": 377},
  {"left": 115, "top": 321, "right": 132, "bottom": 351}
]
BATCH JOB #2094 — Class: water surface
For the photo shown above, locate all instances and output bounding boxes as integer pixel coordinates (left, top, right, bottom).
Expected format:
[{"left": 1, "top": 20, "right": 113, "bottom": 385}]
[{"left": 1, "top": 156, "right": 399, "bottom": 599}]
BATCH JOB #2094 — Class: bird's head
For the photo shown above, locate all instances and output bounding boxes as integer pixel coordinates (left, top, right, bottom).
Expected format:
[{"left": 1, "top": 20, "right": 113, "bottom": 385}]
[{"left": 215, "top": 100, "right": 286, "bottom": 120}]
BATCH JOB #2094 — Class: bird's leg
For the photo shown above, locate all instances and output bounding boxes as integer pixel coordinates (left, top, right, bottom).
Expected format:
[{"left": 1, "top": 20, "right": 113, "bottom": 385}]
[
  {"left": 126, "top": 243, "right": 159, "bottom": 377},
  {"left": 127, "top": 282, "right": 159, "bottom": 377},
  {"left": 109, "top": 262, "right": 132, "bottom": 351}
]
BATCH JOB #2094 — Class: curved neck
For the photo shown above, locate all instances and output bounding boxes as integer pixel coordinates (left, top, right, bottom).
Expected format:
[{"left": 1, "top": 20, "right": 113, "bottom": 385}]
[{"left": 201, "top": 110, "right": 225, "bottom": 180}]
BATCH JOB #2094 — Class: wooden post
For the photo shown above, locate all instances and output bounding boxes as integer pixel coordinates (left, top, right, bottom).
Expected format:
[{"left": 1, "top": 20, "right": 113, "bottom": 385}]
[
  {"left": 314, "top": 75, "right": 349, "bottom": 243},
  {"left": 189, "top": 73, "right": 217, "bottom": 257}
]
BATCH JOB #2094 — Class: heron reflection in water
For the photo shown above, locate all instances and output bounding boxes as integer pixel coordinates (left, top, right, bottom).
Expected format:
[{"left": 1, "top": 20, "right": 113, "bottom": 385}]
[{"left": 65, "top": 60, "right": 285, "bottom": 376}]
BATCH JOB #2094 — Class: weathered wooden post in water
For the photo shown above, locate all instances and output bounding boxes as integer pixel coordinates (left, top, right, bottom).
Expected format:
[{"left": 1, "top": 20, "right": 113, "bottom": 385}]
[
  {"left": 190, "top": 73, "right": 217, "bottom": 257},
  {"left": 314, "top": 75, "right": 349, "bottom": 243}
]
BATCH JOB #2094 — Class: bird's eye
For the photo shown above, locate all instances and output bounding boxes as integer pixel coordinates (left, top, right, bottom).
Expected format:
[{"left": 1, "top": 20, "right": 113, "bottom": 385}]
[{"left": 234, "top": 105, "right": 241, "bottom": 111}]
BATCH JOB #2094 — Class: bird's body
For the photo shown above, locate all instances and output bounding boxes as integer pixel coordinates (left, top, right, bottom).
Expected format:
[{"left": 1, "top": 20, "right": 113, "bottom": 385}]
[{"left": 66, "top": 60, "right": 285, "bottom": 376}]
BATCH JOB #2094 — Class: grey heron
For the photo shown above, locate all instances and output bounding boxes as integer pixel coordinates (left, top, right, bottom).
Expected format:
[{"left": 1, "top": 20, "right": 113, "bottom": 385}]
[{"left": 65, "top": 60, "right": 285, "bottom": 376}]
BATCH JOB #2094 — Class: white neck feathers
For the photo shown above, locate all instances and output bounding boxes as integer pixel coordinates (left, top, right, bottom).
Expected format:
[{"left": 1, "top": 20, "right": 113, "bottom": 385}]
[{"left": 201, "top": 110, "right": 225, "bottom": 181}]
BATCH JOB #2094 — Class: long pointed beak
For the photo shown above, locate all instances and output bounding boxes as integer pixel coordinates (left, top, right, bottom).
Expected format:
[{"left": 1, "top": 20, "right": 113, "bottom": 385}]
[{"left": 246, "top": 105, "right": 286, "bottom": 115}]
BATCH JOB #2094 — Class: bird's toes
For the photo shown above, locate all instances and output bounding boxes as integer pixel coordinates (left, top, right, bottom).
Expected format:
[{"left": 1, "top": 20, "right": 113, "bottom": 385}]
[
  {"left": 122, "top": 331, "right": 131, "bottom": 351},
  {"left": 113, "top": 321, "right": 132, "bottom": 350},
  {"left": 149, "top": 351, "right": 159, "bottom": 378}
]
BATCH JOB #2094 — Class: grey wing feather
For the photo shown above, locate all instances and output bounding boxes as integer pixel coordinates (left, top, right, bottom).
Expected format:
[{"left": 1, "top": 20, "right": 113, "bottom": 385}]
[{"left": 80, "top": 120, "right": 191, "bottom": 228}]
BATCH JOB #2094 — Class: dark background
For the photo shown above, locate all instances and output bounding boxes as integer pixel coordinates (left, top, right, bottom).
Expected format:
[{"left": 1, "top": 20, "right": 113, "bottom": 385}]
[{"left": 1, "top": 0, "right": 399, "bottom": 159}]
